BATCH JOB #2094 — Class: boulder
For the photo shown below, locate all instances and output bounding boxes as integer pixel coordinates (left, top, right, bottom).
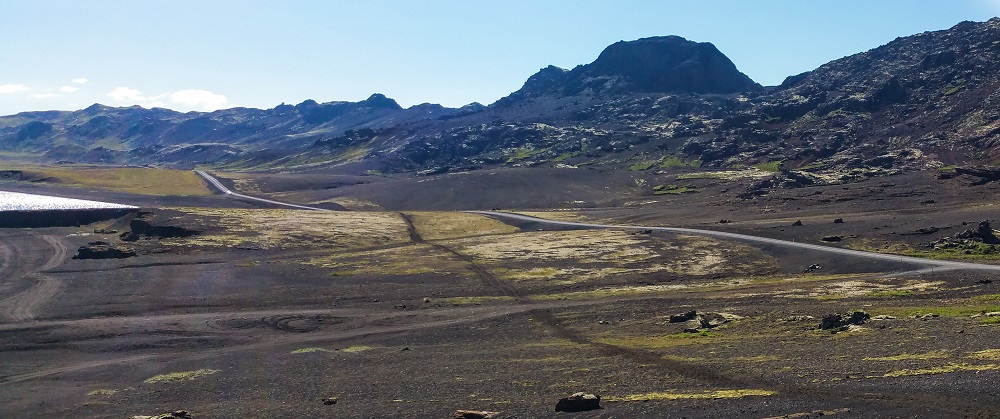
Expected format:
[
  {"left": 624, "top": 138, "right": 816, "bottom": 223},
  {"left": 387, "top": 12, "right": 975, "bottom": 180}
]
[
  {"left": 977, "top": 221, "right": 1000, "bottom": 244},
  {"left": 555, "top": 392, "right": 601, "bottom": 412},
  {"left": 700, "top": 312, "right": 730, "bottom": 328},
  {"left": 819, "top": 311, "right": 870, "bottom": 330},
  {"left": 792, "top": 220, "right": 804, "bottom": 226},
  {"left": 72, "top": 243, "right": 136, "bottom": 259},
  {"left": 682, "top": 319, "right": 704, "bottom": 333},
  {"left": 669, "top": 310, "right": 699, "bottom": 323},
  {"left": 322, "top": 397, "right": 338, "bottom": 405}
]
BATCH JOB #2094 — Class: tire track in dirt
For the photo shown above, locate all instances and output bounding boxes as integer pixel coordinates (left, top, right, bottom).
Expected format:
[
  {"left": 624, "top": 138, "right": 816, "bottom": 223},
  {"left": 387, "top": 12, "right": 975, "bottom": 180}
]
[
  {"left": 405, "top": 212, "right": 995, "bottom": 415},
  {"left": 400, "top": 213, "right": 525, "bottom": 300},
  {"left": 0, "top": 235, "right": 67, "bottom": 323}
]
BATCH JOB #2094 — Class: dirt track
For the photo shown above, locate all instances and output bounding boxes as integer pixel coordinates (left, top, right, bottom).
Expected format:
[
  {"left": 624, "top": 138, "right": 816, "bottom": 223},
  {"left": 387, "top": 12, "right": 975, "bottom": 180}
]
[{"left": 0, "top": 234, "right": 67, "bottom": 322}]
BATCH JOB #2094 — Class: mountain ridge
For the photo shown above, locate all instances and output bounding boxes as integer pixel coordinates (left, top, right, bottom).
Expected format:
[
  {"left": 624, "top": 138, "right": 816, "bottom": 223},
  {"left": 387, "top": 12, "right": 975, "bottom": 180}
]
[{"left": 3, "top": 19, "right": 1000, "bottom": 187}]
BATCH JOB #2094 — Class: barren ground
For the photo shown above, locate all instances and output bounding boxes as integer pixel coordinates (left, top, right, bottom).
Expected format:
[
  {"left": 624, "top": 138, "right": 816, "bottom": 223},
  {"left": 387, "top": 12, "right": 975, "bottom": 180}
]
[{"left": 2, "top": 167, "right": 1000, "bottom": 418}]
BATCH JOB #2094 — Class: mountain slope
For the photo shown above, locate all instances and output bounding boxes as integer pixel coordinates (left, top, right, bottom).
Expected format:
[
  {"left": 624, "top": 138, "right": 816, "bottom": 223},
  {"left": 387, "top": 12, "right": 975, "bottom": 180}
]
[{"left": 3, "top": 20, "right": 1000, "bottom": 182}]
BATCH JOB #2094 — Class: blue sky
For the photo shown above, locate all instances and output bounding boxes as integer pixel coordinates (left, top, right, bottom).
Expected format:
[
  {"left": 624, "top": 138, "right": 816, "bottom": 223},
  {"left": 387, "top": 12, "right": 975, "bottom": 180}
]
[{"left": 1, "top": 1, "right": 999, "bottom": 115}]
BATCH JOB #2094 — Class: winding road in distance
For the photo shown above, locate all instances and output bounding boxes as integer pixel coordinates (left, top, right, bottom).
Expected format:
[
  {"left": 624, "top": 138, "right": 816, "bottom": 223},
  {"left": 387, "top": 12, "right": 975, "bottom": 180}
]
[
  {"left": 469, "top": 211, "right": 1000, "bottom": 274},
  {"left": 194, "top": 170, "right": 331, "bottom": 211},
  {"left": 195, "top": 169, "right": 1000, "bottom": 273}
]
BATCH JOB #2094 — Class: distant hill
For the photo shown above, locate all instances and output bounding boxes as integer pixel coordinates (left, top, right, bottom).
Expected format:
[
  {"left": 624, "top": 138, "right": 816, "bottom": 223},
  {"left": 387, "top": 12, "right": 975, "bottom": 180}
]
[{"left": 4, "top": 19, "right": 1000, "bottom": 185}]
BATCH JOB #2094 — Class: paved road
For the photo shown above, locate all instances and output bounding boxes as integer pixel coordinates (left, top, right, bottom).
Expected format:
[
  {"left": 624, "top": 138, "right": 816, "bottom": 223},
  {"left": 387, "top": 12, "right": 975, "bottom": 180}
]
[
  {"left": 469, "top": 211, "right": 1000, "bottom": 273},
  {"left": 194, "top": 170, "right": 331, "bottom": 211}
]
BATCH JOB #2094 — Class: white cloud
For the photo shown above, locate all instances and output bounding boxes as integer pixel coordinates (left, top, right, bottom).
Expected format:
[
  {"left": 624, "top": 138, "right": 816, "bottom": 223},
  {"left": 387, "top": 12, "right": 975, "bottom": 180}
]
[
  {"left": 103, "top": 86, "right": 229, "bottom": 111},
  {"left": 59, "top": 85, "right": 79, "bottom": 93},
  {"left": 170, "top": 89, "right": 228, "bottom": 111},
  {"left": 71, "top": 78, "right": 89, "bottom": 84},
  {"left": 107, "top": 86, "right": 145, "bottom": 102},
  {"left": 31, "top": 93, "right": 60, "bottom": 99},
  {"left": 0, "top": 84, "right": 31, "bottom": 94}
]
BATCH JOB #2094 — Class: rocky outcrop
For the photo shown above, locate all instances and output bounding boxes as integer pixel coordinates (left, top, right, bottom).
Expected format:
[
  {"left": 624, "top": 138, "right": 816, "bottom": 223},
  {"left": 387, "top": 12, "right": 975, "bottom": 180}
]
[
  {"left": 73, "top": 241, "right": 136, "bottom": 259},
  {"left": 668, "top": 310, "right": 741, "bottom": 332},
  {"left": 931, "top": 220, "right": 1000, "bottom": 249},
  {"left": 819, "top": 311, "right": 870, "bottom": 331},
  {"left": 555, "top": 392, "right": 602, "bottom": 412},
  {"left": 120, "top": 219, "right": 198, "bottom": 242}
]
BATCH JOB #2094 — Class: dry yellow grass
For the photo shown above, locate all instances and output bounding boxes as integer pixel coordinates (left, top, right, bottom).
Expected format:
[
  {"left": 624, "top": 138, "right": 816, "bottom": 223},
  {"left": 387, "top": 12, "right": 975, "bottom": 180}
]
[
  {"left": 144, "top": 369, "right": 220, "bottom": 384},
  {"left": 406, "top": 211, "right": 519, "bottom": 241},
  {"left": 168, "top": 208, "right": 410, "bottom": 249},
  {"left": 2, "top": 165, "right": 212, "bottom": 196},
  {"left": 880, "top": 363, "right": 1000, "bottom": 378},
  {"left": 606, "top": 389, "right": 776, "bottom": 402},
  {"left": 863, "top": 350, "right": 952, "bottom": 362},
  {"left": 304, "top": 243, "right": 471, "bottom": 276},
  {"left": 515, "top": 211, "right": 590, "bottom": 222},
  {"left": 444, "top": 230, "right": 772, "bottom": 283}
]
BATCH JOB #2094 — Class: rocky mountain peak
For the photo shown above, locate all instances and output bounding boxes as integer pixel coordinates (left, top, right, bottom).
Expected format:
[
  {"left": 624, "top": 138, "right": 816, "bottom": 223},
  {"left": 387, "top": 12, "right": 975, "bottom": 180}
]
[
  {"left": 584, "top": 36, "right": 761, "bottom": 94},
  {"left": 494, "top": 35, "right": 760, "bottom": 107},
  {"left": 362, "top": 93, "right": 402, "bottom": 110}
]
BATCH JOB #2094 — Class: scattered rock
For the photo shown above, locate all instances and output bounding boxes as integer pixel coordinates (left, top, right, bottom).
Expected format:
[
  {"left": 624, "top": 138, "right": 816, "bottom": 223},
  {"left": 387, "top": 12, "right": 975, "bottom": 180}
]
[
  {"left": 451, "top": 410, "right": 498, "bottom": 419},
  {"left": 555, "top": 392, "right": 601, "bottom": 412},
  {"left": 976, "top": 279, "right": 993, "bottom": 285},
  {"left": 669, "top": 310, "right": 698, "bottom": 323},
  {"left": 784, "top": 315, "right": 816, "bottom": 322},
  {"left": 820, "top": 235, "right": 843, "bottom": 242},
  {"left": 120, "top": 218, "right": 198, "bottom": 242},
  {"left": 94, "top": 228, "right": 118, "bottom": 234},
  {"left": 833, "top": 218, "right": 844, "bottom": 224},
  {"left": 792, "top": 220, "right": 804, "bottom": 226},
  {"left": 819, "top": 311, "right": 870, "bottom": 331},
  {"left": 718, "top": 219, "right": 732, "bottom": 224},
  {"left": 930, "top": 220, "right": 1000, "bottom": 249},
  {"left": 871, "top": 315, "right": 897, "bottom": 320},
  {"left": 423, "top": 297, "right": 432, "bottom": 303},
  {"left": 670, "top": 310, "right": 740, "bottom": 332},
  {"left": 322, "top": 397, "right": 338, "bottom": 405},
  {"left": 72, "top": 242, "right": 136, "bottom": 259},
  {"left": 985, "top": 312, "right": 1000, "bottom": 317},
  {"left": 804, "top": 264, "right": 822, "bottom": 273},
  {"left": 682, "top": 319, "right": 703, "bottom": 333}
]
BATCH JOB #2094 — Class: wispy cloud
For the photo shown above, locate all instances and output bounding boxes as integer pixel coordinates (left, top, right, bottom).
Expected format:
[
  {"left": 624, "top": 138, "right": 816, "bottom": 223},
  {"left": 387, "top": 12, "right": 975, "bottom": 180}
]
[
  {"left": 71, "top": 78, "right": 89, "bottom": 84},
  {"left": 31, "top": 93, "right": 60, "bottom": 99},
  {"left": 105, "top": 86, "right": 229, "bottom": 111},
  {"left": 59, "top": 85, "right": 79, "bottom": 93},
  {"left": 170, "top": 89, "right": 228, "bottom": 111},
  {"left": 0, "top": 84, "right": 31, "bottom": 94},
  {"left": 107, "top": 86, "right": 145, "bottom": 102}
]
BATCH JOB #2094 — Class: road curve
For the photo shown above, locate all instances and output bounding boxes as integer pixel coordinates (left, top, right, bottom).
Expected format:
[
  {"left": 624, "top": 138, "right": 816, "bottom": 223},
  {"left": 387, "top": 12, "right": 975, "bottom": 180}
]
[
  {"left": 469, "top": 211, "right": 1000, "bottom": 273},
  {"left": 194, "top": 170, "right": 331, "bottom": 211},
  {"left": 0, "top": 235, "right": 68, "bottom": 322}
]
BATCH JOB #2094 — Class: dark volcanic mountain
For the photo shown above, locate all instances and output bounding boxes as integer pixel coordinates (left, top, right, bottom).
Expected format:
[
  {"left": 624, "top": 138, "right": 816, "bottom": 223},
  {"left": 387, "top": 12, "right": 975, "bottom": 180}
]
[
  {"left": 495, "top": 36, "right": 761, "bottom": 106},
  {"left": 5, "top": 20, "right": 1000, "bottom": 185}
]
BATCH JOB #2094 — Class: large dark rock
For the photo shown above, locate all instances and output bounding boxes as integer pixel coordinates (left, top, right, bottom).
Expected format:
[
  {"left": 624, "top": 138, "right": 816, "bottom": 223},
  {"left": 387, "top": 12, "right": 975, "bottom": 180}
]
[
  {"left": 819, "top": 311, "right": 870, "bottom": 330},
  {"left": 555, "top": 392, "right": 602, "bottom": 412},
  {"left": 977, "top": 221, "right": 1000, "bottom": 244},
  {"left": 120, "top": 219, "right": 198, "bottom": 241},
  {"left": 73, "top": 242, "right": 135, "bottom": 259}
]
